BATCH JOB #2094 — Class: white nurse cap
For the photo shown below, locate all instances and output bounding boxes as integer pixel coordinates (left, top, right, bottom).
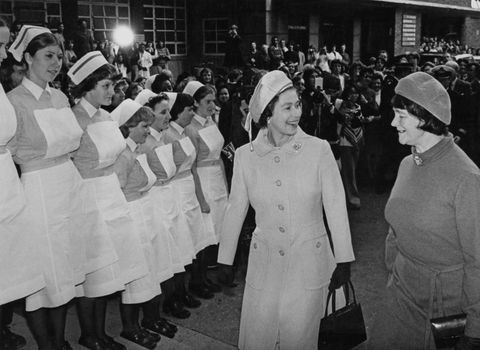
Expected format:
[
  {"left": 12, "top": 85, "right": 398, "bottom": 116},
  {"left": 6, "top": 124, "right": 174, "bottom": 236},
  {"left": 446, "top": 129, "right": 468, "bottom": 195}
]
[
  {"left": 68, "top": 51, "right": 109, "bottom": 85},
  {"left": 135, "top": 89, "right": 157, "bottom": 106},
  {"left": 111, "top": 99, "right": 142, "bottom": 126},
  {"left": 145, "top": 74, "right": 157, "bottom": 90},
  {"left": 164, "top": 92, "right": 177, "bottom": 109},
  {"left": 182, "top": 81, "right": 204, "bottom": 97},
  {"left": 9, "top": 25, "right": 51, "bottom": 62}
]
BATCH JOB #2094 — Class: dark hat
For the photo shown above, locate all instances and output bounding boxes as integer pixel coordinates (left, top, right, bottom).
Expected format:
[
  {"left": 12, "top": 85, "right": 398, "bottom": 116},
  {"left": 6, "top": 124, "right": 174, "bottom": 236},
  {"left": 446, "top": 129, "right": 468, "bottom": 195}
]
[{"left": 431, "top": 65, "right": 455, "bottom": 79}]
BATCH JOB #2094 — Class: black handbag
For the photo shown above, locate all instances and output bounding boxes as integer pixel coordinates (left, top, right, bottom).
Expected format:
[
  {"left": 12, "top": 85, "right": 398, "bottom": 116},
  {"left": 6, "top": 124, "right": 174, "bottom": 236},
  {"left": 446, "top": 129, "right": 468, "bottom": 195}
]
[
  {"left": 318, "top": 281, "right": 367, "bottom": 350},
  {"left": 430, "top": 313, "right": 466, "bottom": 349}
]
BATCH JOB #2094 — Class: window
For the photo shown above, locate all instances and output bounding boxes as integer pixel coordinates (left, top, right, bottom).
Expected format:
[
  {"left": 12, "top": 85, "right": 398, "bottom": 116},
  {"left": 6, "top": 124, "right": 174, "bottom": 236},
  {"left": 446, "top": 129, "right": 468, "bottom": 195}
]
[
  {"left": 203, "top": 18, "right": 228, "bottom": 55},
  {"left": 143, "top": 0, "right": 187, "bottom": 56},
  {"left": 78, "top": 0, "right": 130, "bottom": 41},
  {"left": 1, "top": 0, "right": 62, "bottom": 28}
]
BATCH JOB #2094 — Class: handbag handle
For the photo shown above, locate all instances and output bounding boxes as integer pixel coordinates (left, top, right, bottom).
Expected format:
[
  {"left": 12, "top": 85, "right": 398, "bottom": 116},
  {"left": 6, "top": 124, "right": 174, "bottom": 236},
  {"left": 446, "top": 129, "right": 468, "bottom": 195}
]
[{"left": 324, "top": 280, "right": 357, "bottom": 318}]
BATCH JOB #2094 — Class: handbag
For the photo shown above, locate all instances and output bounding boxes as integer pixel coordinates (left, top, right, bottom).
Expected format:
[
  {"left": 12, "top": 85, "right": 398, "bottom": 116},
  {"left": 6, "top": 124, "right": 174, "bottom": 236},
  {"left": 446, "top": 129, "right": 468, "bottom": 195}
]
[
  {"left": 430, "top": 313, "right": 466, "bottom": 349},
  {"left": 318, "top": 281, "right": 367, "bottom": 350}
]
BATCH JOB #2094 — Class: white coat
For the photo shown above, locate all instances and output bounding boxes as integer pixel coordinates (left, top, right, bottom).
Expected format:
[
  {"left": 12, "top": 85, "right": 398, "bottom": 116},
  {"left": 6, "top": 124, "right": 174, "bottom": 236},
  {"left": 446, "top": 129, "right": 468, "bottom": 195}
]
[{"left": 218, "top": 128, "right": 355, "bottom": 350}]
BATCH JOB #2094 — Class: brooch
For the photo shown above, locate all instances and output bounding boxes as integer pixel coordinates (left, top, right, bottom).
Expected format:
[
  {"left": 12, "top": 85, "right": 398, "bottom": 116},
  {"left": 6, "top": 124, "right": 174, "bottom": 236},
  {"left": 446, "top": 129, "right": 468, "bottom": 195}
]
[
  {"left": 413, "top": 154, "right": 423, "bottom": 166},
  {"left": 293, "top": 142, "right": 302, "bottom": 151}
]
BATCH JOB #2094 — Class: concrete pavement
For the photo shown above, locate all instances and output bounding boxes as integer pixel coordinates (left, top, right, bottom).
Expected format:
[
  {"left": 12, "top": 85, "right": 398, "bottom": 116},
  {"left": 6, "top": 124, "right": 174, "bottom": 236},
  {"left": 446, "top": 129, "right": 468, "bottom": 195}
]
[{"left": 9, "top": 189, "right": 390, "bottom": 349}]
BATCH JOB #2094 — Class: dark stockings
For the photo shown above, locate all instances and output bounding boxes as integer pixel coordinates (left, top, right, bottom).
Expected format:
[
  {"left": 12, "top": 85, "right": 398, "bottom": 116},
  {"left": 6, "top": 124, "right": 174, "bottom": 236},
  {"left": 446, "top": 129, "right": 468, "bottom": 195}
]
[
  {"left": 27, "top": 305, "right": 67, "bottom": 350},
  {"left": 142, "top": 296, "right": 161, "bottom": 323},
  {"left": 120, "top": 303, "right": 140, "bottom": 334},
  {"left": 190, "top": 250, "right": 207, "bottom": 286},
  {"left": 161, "top": 278, "right": 176, "bottom": 304},
  {"left": 173, "top": 273, "right": 187, "bottom": 298},
  {"left": 77, "top": 296, "right": 109, "bottom": 342}
]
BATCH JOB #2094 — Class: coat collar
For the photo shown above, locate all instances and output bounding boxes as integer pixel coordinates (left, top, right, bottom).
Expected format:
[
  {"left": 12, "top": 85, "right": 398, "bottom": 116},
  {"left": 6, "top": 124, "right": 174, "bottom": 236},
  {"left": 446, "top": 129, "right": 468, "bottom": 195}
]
[{"left": 252, "top": 127, "right": 307, "bottom": 157}]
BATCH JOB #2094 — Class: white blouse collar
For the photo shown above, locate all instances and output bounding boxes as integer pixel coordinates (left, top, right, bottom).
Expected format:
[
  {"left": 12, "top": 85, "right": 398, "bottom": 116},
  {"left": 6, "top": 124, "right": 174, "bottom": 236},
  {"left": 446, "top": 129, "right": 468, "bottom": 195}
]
[
  {"left": 149, "top": 127, "right": 162, "bottom": 142},
  {"left": 22, "top": 77, "right": 52, "bottom": 101},
  {"left": 170, "top": 121, "right": 184, "bottom": 135},
  {"left": 80, "top": 97, "right": 99, "bottom": 118},
  {"left": 193, "top": 114, "right": 207, "bottom": 126},
  {"left": 126, "top": 137, "right": 137, "bottom": 152}
]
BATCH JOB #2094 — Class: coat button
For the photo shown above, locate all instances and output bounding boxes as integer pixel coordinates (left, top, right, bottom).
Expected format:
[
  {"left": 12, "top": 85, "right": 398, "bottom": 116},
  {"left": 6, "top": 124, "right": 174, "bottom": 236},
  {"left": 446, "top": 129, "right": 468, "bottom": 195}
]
[
  {"left": 253, "top": 243, "right": 257, "bottom": 249},
  {"left": 279, "top": 250, "right": 285, "bottom": 256},
  {"left": 278, "top": 204, "right": 284, "bottom": 211},
  {"left": 275, "top": 180, "right": 282, "bottom": 186},
  {"left": 316, "top": 241, "right": 321, "bottom": 248},
  {"left": 279, "top": 226, "right": 285, "bottom": 233},
  {"left": 274, "top": 156, "right": 280, "bottom": 163}
]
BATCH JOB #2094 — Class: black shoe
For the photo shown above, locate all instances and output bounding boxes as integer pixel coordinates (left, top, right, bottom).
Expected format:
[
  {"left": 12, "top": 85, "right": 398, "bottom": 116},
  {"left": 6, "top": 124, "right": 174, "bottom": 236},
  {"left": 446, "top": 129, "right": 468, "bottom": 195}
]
[
  {"left": 177, "top": 292, "right": 201, "bottom": 309},
  {"left": 59, "top": 341, "right": 73, "bottom": 350},
  {"left": 204, "top": 278, "right": 222, "bottom": 293},
  {"left": 189, "top": 283, "right": 214, "bottom": 299},
  {"left": 158, "top": 317, "right": 178, "bottom": 333},
  {"left": 162, "top": 300, "right": 191, "bottom": 319},
  {"left": 100, "top": 336, "right": 126, "bottom": 350},
  {"left": 141, "top": 319, "right": 175, "bottom": 339},
  {"left": 1, "top": 328, "right": 26, "bottom": 349},
  {"left": 78, "top": 336, "right": 106, "bottom": 350},
  {"left": 139, "top": 328, "right": 160, "bottom": 343},
  {"left": 120, "top": 330, "right": 157, "bottom": 350}
]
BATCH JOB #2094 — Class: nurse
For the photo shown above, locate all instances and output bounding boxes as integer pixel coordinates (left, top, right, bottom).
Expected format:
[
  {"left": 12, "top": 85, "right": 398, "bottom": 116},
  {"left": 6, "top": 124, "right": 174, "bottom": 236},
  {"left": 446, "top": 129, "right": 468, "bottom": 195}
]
[
  {"left": 7, "top": 25, "right": 85, "bottom": 350},
  {"left": 68, "top": 51, "right": 149, "bottom": 350},
  {"left": 218, "top": 71, "right": 355, "bottom": 350},
  {"left": 141, "top": 93, "right": 198, "bottom": 320},
  {"left": 184, "top": 81, "right": 228, "bottom": 297},
  {"left": 163, "top": 92, "right": 218, "bottom": 301},
  {"left": 0, "top": 20, "right": 45, "bottom": 349},
  {"left": 111, "top": 99, "right": 164, "bottom": 349}
]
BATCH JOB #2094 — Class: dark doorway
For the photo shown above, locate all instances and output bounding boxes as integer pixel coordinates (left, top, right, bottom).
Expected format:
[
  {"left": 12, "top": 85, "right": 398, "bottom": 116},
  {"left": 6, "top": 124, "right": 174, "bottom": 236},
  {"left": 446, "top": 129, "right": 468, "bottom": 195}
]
[{"left": 360, "top": 8, "right": 395, "bottom": 61}]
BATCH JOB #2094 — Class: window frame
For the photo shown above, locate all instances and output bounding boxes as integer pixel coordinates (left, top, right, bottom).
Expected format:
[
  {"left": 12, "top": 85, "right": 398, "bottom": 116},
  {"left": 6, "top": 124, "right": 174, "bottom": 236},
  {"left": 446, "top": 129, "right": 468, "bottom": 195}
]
[{"left": 203, "top": 17, "right": 228, "bottom": 56}]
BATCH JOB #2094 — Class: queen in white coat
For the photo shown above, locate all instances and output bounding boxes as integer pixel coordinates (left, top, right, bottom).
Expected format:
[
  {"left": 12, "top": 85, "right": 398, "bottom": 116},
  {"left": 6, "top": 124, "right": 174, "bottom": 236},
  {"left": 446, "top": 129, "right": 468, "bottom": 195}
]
[{"left": 218, "top": 71, "right": 355, "bottom": 350}]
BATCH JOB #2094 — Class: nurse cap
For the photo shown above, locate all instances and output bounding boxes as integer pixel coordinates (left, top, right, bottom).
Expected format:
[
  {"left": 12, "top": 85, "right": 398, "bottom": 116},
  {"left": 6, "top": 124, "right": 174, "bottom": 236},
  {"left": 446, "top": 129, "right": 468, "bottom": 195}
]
[
  {"left": 182, "top": 80, "right": 204, "bottom": 97},
  {"left": 68, "top": 51, "right": 109, "bottom": 85},
  {"left": 245, "top": 70, "right": 293, "bottom": 150},
  {"left": 135, "top": 89, "right": 157, "bottom": 106},
  {"left": 111, "top": 99, "right": 142, "bottom": 126},
  {"left": 395, "top": 71, "right": 451, "bottom": 125},
  {"left": 164, "top": 92, "right": 177, "bottom": 109},
  {"left": 9, "top": 25, "right": 51, "bottom": 62},
  {"left": 145, "top": 74, "right": 157, "bottom": 90}
]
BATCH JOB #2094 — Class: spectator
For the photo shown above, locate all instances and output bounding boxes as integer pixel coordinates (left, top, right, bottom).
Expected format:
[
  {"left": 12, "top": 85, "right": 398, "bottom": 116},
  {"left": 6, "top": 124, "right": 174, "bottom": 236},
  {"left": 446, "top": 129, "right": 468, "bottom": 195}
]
[
  {"left": 224, "top": 24, "right": 244, "bottom": 68},
  {"left": 150, "top": 72, "right": 173, "bottom": 93},
  {"left": 72, "top": 19, "right": 94, "bottom": 58},
  {"left": 137, "top": 43, "right": 153, "bottom": 79},
  {"left": 284, "top": 42, "right": 299, "bottom": 65},
  {"left": 268, "top": 36, "right": 283, "bottom": 70},
  {"left": 255, "top": 44, "right": 270, "bottom": 70},
  {"left": 279, "top": 38, "right": 288, "bottom": 53},
  {"left": 295, "top": 44, "right": 306, "bottom": 72},
  {"left": 53, "top": 22, "right": 65, "bottom": 53},
  {"left": 150, "top": 56, "right": 169, "bottom": 76},
  {"left": 326, "top": 44, "right": 342, "bottom": 62},
  {"left": 339, "top": 43, "right": 350, "bottom": 65},
  {"left": 115, "top": 53, "right": 128, "bottom": 78},
  {"left": 247, "top": 41, "right": 259, "bottom": 68}
]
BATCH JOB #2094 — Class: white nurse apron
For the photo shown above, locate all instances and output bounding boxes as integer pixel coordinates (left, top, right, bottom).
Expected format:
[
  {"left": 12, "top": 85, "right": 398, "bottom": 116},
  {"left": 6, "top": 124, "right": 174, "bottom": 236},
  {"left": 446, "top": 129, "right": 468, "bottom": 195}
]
[
  {"left": 76, "top": 120, "right": 129, "bottom": 298},
  {"left": 149, "top": 144, "right": 193, "bottom": 273},
  {"left": 123, "top": 154, "right": 162, "bottom": 303},
  {"left": 197, "top": 125, "right": 228, "bottom": 241},
  {"left": 171, "top": 137, "right": 217, "bottom": 253},
  {"left": 21, "top": 107, "right": 85, "bottom": 311},
  {"left": 0, "top": 85, "right": 45, "bottom": 305}
]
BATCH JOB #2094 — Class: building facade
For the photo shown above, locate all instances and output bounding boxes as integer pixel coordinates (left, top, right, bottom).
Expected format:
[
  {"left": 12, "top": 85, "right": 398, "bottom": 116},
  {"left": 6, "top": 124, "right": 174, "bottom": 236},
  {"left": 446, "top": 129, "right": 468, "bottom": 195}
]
[{"left": 1, "top": 0, "right": 480, "bottom": 75}]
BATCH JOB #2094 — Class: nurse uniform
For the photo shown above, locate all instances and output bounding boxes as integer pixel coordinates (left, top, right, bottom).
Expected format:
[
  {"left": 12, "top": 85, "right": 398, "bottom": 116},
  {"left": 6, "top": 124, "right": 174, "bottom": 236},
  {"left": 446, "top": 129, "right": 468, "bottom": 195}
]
[
  {"left": 139, "top": 126, "right": 195, "bottom": 271},
  {"left": 183, "top": 82, "right": 228, "bottom": 243},
  {"left": 69, "top": 52, "right": 149, "bottom": 297},
  {"left": 0, "top": 82, "right": 45, "bottom": 306},
  {"left": 164, "top": 120, "right": 217, "bottom": 254},
  {"left": 112, "top": 99, "right": 165, "bottom": 303},
  {"left": 7, "top": 76, "right": 86, "bottom": 311}
]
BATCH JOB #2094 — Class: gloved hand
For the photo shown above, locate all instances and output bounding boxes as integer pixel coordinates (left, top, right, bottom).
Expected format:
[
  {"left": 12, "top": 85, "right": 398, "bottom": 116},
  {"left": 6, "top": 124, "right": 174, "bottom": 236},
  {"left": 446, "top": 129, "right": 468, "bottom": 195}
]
[
  {"left": 455, "top": 335, "right": 480, "bottom": 350},
  {"left": 217, "top": 264, "right": 236, "bottom": 287},
  {"left": 328, "top": 262, "right": 351, "bottom": 292}
]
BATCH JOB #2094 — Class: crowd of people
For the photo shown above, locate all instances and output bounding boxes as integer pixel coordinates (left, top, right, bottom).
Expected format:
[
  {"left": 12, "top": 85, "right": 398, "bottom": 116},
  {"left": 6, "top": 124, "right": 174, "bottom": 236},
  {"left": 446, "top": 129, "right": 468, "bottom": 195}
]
[{"left": 0, "top": 17, "right": 480, "bottom": 350}]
